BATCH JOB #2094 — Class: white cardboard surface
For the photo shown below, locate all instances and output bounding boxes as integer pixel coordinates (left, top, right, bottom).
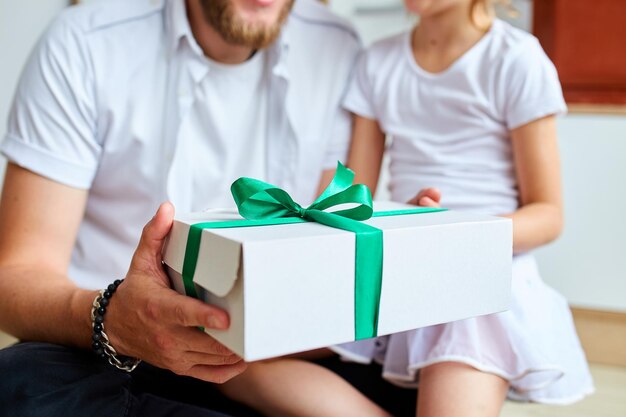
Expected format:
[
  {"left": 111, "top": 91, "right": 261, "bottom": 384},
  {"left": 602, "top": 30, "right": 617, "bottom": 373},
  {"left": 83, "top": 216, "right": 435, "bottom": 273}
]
[{"left": 162, "top": 202, "right": 512, "bottom": 361}]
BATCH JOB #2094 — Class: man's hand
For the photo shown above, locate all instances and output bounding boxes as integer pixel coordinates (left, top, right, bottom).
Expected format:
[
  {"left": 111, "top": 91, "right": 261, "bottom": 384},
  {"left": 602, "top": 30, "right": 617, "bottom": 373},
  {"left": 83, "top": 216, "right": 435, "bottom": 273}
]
[
  {"left": 407, "top": 188, "right": 442, "bottom": 207},
  {"left": 106, "top": 202, "right": 247, "bottom": 383}
]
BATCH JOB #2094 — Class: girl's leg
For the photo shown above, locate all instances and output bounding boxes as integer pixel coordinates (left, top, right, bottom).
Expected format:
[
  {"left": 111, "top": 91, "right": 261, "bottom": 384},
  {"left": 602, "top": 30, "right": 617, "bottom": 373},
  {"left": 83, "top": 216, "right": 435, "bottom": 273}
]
[
  {"left": 416, "top": 362, "right": 509, "bottom": 417},
  {"left": 219, "top": 358, "right": 391, "bottom": 417}
]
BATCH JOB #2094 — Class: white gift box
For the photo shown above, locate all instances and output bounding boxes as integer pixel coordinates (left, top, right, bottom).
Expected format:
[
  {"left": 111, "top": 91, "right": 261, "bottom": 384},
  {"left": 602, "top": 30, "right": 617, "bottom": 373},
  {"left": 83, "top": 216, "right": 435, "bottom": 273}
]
[{"left": 163, "top": 202, "right": 512, "bottom": 361}]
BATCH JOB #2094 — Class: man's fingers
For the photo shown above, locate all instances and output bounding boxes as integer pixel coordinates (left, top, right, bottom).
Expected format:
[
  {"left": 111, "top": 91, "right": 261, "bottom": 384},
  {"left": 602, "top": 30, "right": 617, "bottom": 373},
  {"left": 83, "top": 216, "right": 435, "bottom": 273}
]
[
  {"left": 184, "top": 350, "right": 244, "bottom": 366},
  {"left": 186, "top": 362, "right": 248, "bottom": 384},
  {"left": 174, "top": 326, "right": 236, "bottom": 355},
  {"left": 156, "top": 292, "right": 230, "bottom": 329}
]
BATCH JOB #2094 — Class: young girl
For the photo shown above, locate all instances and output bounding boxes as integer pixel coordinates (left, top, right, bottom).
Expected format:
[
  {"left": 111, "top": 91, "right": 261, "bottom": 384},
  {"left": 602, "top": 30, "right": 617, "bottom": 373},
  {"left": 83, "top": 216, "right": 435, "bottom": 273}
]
[{"left": 219, "top": 1, "right": 594, "bottom": 415}]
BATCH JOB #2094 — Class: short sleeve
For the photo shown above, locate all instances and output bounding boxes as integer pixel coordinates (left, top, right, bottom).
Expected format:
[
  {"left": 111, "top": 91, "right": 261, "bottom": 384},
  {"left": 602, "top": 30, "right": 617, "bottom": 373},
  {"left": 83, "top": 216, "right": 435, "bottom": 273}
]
[
  {"left": 342, "top": 51, "right": 377, "bottom": 120},
  {"left": 502, "top": 38, "right": 567, "bottom": 130},
  {"left": 1, "top": 13, "right": 100, "bottom": 189}
]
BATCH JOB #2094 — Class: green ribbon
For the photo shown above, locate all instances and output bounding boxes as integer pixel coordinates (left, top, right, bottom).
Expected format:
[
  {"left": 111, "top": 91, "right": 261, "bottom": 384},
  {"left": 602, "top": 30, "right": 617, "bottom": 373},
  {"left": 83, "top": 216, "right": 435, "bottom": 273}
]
[{"left": 181, "top": 163, "right": 446, "bottom": 339}]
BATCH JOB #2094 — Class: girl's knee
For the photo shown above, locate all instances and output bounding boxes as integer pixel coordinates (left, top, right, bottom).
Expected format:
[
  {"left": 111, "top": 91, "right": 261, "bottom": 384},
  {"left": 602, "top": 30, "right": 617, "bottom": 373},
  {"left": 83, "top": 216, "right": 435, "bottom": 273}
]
[{"left": 417, "top": 362, "right": 509, "bottom": 417}]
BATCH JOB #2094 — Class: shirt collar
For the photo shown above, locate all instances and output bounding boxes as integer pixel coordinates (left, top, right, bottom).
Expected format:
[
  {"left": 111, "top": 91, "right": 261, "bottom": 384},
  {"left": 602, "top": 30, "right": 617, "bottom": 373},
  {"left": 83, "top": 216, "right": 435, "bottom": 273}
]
[
  {"left": 269, "top": 21, "right": 290, "bottom": 80},
  {"left": 166, "top": 0, "right": 203, "bottom": 58}
]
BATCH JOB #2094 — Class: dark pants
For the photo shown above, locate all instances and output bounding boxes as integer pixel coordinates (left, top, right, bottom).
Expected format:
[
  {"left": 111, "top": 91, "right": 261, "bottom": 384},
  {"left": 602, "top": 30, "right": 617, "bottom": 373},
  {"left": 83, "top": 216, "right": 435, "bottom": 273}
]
[{"left": 0, "top": 342, "right": 416, "bottom": 417}]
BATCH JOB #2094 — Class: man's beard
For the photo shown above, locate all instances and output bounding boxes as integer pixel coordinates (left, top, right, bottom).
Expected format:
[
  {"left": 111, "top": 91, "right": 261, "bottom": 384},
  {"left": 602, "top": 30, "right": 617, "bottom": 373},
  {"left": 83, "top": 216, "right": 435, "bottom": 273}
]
[{"left": 200, "top": 0, "right": 294, "bottom": 49}]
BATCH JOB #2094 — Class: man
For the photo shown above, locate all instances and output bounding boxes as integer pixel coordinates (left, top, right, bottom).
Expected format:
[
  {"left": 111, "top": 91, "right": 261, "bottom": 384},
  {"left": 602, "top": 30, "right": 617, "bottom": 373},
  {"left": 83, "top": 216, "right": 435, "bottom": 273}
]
[{"left": 0, "top": 1, "right": 418, "bottom": 416}]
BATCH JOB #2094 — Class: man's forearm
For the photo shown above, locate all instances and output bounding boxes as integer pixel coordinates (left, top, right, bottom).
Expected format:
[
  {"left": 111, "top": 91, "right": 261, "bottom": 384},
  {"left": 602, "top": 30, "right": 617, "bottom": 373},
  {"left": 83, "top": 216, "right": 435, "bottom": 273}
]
[{"left": 0, "top": 265, "right": 96, "bottom": 349}]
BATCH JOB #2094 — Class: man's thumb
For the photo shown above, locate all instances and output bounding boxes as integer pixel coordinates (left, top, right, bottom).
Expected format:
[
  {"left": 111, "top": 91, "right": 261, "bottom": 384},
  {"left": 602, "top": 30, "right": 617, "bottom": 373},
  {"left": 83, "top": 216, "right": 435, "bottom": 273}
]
[{"left": 136, "top": 202, "right": 175, "bottom": 261}]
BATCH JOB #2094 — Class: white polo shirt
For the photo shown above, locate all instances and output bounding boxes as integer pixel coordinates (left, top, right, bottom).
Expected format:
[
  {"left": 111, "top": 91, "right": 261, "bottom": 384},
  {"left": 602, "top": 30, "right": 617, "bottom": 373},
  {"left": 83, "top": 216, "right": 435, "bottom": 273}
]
[{"left": 2, "top": 0, "right": 361, "bottom": 289}]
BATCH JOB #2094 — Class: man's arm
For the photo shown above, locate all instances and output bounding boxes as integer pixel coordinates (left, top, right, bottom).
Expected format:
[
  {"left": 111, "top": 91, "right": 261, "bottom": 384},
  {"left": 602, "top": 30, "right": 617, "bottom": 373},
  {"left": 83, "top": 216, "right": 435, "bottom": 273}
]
[
  {"left": 0, "top": 163, "right": 93, "bottom": 346},
  {"left": 0, "top": 164, "right": 247, "bottom": 382}
]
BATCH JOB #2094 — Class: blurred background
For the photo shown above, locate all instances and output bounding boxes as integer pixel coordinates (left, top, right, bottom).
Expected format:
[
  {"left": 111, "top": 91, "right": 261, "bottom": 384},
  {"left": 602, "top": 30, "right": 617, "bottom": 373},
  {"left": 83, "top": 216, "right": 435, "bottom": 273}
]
[{"left": 1, "top": 0, "right": 624, "bottom": 415}]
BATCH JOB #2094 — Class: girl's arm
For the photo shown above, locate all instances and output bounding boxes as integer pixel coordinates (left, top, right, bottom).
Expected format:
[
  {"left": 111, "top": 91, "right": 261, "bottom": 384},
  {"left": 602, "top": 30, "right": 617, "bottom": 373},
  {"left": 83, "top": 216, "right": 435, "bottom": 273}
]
[
  {"left": 504, "top": 115, "right": 563, "bottom": 253},
  {"left": 347, "top": 115, "right": 386, "bottom": 193},
  {"left": 317, "top": 114, "right": 385, "bottom": 196}
]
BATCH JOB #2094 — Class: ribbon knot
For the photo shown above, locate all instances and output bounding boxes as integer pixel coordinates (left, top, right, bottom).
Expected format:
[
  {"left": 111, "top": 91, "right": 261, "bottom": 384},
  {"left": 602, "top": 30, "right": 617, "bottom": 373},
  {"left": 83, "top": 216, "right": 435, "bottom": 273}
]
[
  {"left": 296, "top": 206, "right": 307, "bottom": 218},
  {"left": 230, "top": 162, "right": 375, "bottom": 223}
]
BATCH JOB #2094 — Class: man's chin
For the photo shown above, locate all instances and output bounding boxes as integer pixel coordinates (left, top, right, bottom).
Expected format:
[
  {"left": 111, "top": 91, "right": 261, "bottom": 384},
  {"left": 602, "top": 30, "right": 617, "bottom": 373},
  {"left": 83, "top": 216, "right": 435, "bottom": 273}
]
[
  {"left": 201, "top": 0, "right": 294, "bottom": 50},
  {"left": 234, "top": 25, "right": 281, "bottom": 50}
]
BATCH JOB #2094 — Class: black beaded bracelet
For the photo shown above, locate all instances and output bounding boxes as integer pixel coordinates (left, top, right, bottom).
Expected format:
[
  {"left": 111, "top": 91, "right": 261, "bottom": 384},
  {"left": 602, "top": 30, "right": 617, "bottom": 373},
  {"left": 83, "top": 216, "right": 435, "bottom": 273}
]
[{"left": 91, "top": 279, "right": 141, "bottom": 372}]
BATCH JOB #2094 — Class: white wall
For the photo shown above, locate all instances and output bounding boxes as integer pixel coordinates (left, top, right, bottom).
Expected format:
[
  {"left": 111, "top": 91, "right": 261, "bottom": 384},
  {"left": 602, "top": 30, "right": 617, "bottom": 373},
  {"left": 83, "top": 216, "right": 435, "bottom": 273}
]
[
  {"left": 535, "top": 115, "right": 626, "bottom": 312},
  {"left": 331, "top": 0, "right": 626, "bottom": 312},
  {"left": 0, "top": 0, "right": 69, "bottom": 182}
]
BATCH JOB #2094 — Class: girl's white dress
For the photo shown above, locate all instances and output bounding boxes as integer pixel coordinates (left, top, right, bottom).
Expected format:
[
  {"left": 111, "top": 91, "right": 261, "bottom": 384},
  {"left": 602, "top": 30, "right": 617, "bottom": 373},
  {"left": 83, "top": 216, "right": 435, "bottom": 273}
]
[{"left": 332, "top": 19, "right": 594, "bottom": 404}]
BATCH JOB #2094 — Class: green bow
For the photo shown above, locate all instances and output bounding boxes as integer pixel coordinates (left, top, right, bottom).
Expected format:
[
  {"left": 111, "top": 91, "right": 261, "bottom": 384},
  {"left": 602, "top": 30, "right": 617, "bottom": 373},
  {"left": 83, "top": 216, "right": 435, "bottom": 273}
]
[{"left": 181, "top": 163, "right": 445, "bottom": 339}]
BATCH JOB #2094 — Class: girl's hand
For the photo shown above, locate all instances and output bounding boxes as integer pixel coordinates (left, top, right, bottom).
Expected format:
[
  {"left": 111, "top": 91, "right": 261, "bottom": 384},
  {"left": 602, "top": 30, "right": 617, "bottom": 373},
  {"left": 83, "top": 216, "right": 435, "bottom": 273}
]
[{"left": 407, "top": 188, "right": 441, "bottom": 207}]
